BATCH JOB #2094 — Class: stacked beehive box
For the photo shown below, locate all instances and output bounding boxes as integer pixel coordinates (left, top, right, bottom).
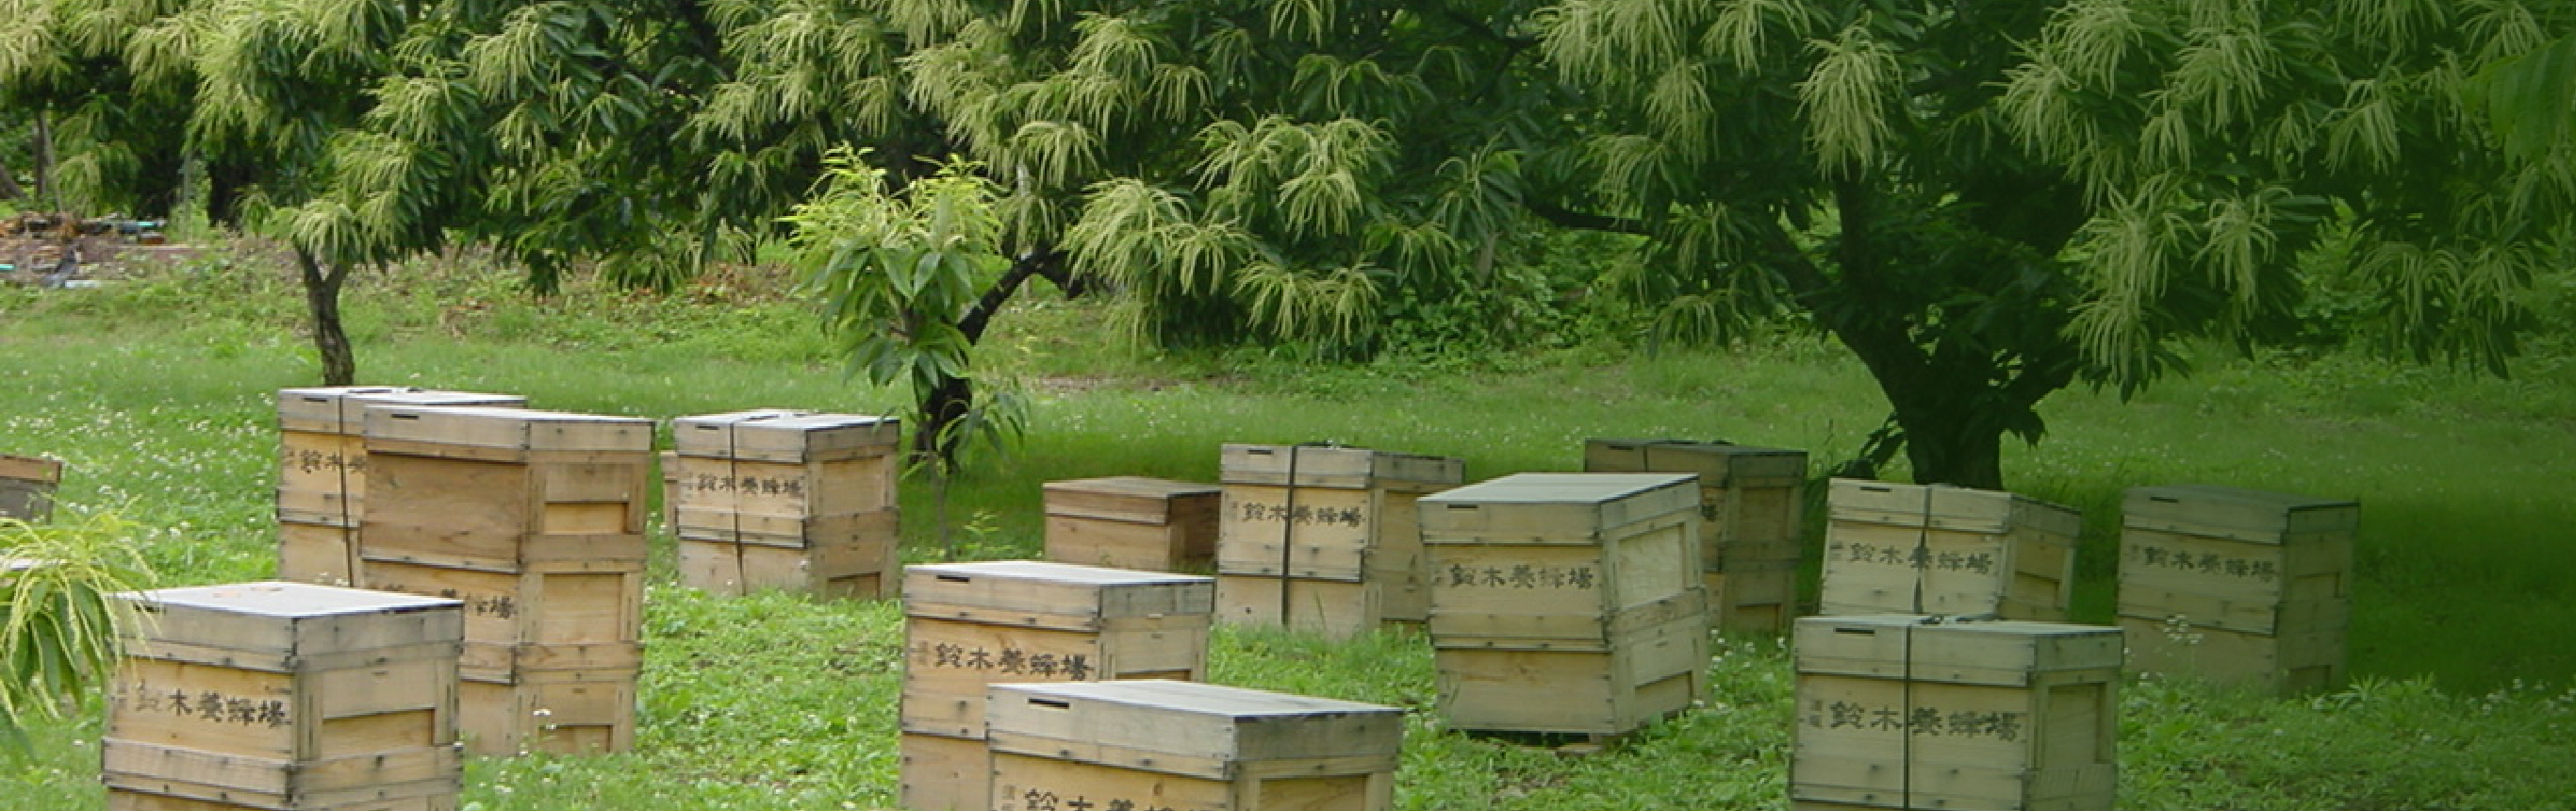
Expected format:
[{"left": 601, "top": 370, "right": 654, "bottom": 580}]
[
  {"left": 987, "top": 680, "right": 1404, "bottom": 811},
  {"left": 2118, "top": 485, "right": 2358, "bottom": 694},
  {"left": 273, "top": 388, "right": 526, "bottom": 586},
  {"left": 1822, "top": 479, "right": 2081, "bottom": 621},
  {"left": 1215, "top": 443, "right": 1464, "bottom": 637},
  {"left": 1418, "top": 473, "right": 1709, "bottom": 736},
  {"left": 0, "top": 452, "right": 62, "bottom": 521},
  {"left": 1792, "top": 615, "right": 2122, "bottom": 811},
  {"left": 1043, "top": 476, "right": 1222, "bottom": 571},
  {"left": 357, "top": 405, "right": 652, "bottom": 755},
  {"left": 104, "top": 582, "right": 464, "bottom": 811},
  {"left": 1584, "top": 439, "right": 1808, "bottom": 633},
  {"left": 668, "top": 410, "right": 901, "bottom": 598},
  {"left": 900, "top": 561, "right": 1217, "bottom": 811}
]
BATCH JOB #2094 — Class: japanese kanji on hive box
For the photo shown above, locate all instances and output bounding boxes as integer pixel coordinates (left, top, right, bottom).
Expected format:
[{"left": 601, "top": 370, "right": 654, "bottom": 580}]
[
  {"left": 1214, "top": 443, "right": 1464, "bottom": 638},
  {"left": 103, "top": 582, "right": 465, "bottom": 811},
  {"left": 2117, "top": 484, "right": 2358, "bottom": 695},
  {"left": 669, "top": 409, "right": 901, "bottom": 598},
  {"left": 1419, "top": 472, "right": 1712, "bottom": 737},
  {"left": 1821, "top": 478, "right": 2082, "bottom": 621},
  {"left": 900, "top": 560, "right": 1217, "bottom": 811},
  {"left": 1791, "top": 614, "right": 2122, "bottom": 811}
]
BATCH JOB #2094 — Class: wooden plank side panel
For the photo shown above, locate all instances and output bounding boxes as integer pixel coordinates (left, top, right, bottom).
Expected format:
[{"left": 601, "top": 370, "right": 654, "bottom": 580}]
[
  {"left": 900, "top": 732, "right": 992, "bottom": 811},
  {"left": 457, "top": 670, "right": 636, "bottom": 756},
  {"left": 275, "top": 522, "right": 360, "bottom": 588},
  {"left": 1214, "top": 575, "right": 1380, "bottom": 639},
  {"left": 360, "top": 561, "right": 642, "bottom": 668},
  {"left": 107, "top": 790, "right": 458, "bottom": 811},
  {"left": 101, "top": 737, "right": 456, "bottom": 806},
  {"left": 359, "top": 455, "right": 536, "bottom": 571},
  {"left": 678, "top": 537, "right": 895, "bottom": 599},
  {"left": 1043, "top": 477, "right": 1220, "bottom": 524},
  {"left": 1821, "top": 521, "right": 2073, "bottom": 621},
  {"left": 2116, "top": 616, "right": 2344, "bottom": 695}
]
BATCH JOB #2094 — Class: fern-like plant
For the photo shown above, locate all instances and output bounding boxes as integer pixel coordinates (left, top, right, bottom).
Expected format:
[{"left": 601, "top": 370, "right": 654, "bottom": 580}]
[{"left": 1, "top": 509, "right": 155, "bottom": 751}]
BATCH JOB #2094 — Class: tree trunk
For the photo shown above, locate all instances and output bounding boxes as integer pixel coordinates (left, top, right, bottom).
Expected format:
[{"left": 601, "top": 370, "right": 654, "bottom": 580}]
[
  {"left": 0, "top": 160, "right": 22, "bottom": 200},
  {"left": 293, "top": 246, "right": 357, "bottom": 386},
  {"left": 913, "top": 373, "right": 972, "bottom": 464},
  {"left": 33, "top": 110, "right": 56, "bottom": 209}
]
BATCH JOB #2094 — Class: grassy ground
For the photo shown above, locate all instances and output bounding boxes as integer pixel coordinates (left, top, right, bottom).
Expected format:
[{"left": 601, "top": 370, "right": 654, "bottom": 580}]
[{"left": 3, "top": 253, "right": 2574, "bottom": 809}]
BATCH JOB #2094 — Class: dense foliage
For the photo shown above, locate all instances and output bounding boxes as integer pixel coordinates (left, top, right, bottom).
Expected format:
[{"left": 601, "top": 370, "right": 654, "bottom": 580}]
[{"left": 4, "top": 0, "right": 2571, "bottom": 487}]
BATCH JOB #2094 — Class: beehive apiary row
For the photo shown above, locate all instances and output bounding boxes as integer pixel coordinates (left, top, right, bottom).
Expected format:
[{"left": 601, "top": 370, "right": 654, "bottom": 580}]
[
  {"left": 61, "top": 392, "right": 2357, "bottom": 811},
  {"left": 1817, "top": 478, "right": 2358, "bottom": 696}
]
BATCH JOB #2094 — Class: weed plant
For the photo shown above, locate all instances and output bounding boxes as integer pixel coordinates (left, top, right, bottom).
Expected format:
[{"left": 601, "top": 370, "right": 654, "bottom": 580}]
[{"left": 1, "top": 249, "right": 2572, "bottom": 808}]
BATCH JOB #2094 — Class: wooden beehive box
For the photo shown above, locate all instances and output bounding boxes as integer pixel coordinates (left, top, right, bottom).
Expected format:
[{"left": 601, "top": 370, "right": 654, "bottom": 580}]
[
  {"left": 669, "top": 410, "right": 901, "bottom": 598},
  {"left": 273, "top": 388, "right": 526, "bottom": 586},
  {"left": 1792, "top": 614, "right": 2122, "bottom": 811},
  {"left": 1044, "top": 476, "right": 1222, "bottom": 571},
  {"left": 1418, "top": 472, "right": 1709, "bottom": 735},
  {"left": 986, "top": 680, "right": 1403, "bottom": 811},
  {"left": 1, "top": 452, "right": 64, "bottom": 522},
  {"left": 105, "top": 582, "right": 463, "bottom": 811},
  {"left": 1821, "top": 479, "right": 2081, "bottom": 621},
  {"left": 2118, "top": 485, "right": 2358, "bottom": 694},
  {"left": 1584, "top": 439, "right": 1809, "bottom": 633},
  {"left": 358, "top": 405, "right": 652, "bottom": 573},
  {"left": 1215, "top": 444, "right": 1464, "bottom": 637},
  {"left": 900, "top": 561, "right": 1217, "bottom": 811},
  {"left": 355, "top": 405, "right": 650, "bottom": 756}
]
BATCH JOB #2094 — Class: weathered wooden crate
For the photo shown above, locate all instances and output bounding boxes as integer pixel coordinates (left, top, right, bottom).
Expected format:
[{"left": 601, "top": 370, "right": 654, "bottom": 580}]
[
  {"left": 1419, "top": 473, "right": 1706, "bottom": 622},
  {"left": 669, "top": 410, "right": 901, "bottom": 597},
  {"left": 1432, "top": 592, "right": 1709, "bottom": 735},
  {"left": 1792, "top": 614, "right": 2121, "bottom": 811},
  {"left": 2117, "top": 484, "right": 2357, "bottom": 694},
  {"left": 1584, "top": 439, "right": 1808, "bottom": 633},
  {"left": 353, "top": 406, "right": 650, "bottom": 756},
  {"left": 274, "top": 389, "right": 527, "bottom": 587},
  {"left": 455, "top": 667, "right": 636, "bottom": 756},
  {"left": 1821, "top": 479, "right": 2080, "bottom": 621},
  {"left": 986, "top": 680, "right": 1403, "bottom": 811},
  {"left": 1, "top": 452, "right": 63, "bottom": 522},
  {"left": 1214, "top": 444, "right": 1463, "bottom": 636},
  {"left": 1582, "top": 439, "right": 1808, "bottom": 558},
  {"left": 1417, "top": 473, "right": 1709, "bottom": 735},
  {"left": 105, "top": 582, "right": 463, "bottom": 811},
  {"left": 668, "top": 410, "right": 900, "bottom": 536},
  {"left": 358, "top": 406, "right": 652, "bottom": 575},
  {"left": 901, "top": 561, "right": 1216, "bottom": 739},
  {"left": 276, "top": 389, "right": 529, "bottom": 527},
  {"left": 674, "top": 509, "right": 900, "bottom": 598},
  {"left": 1044, "top": 476, "right": 1222, "bottom": 571}
]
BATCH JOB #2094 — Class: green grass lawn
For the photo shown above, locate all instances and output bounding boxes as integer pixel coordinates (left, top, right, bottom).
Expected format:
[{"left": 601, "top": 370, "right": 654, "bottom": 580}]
[{"left": 3, "top": 256, "right": 2573, "bottom": 809}]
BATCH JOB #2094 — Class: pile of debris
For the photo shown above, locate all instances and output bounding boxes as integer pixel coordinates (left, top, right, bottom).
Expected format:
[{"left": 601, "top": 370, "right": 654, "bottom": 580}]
[{"left": 1, "top": 212, "right": 179, "bottom": 288}]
